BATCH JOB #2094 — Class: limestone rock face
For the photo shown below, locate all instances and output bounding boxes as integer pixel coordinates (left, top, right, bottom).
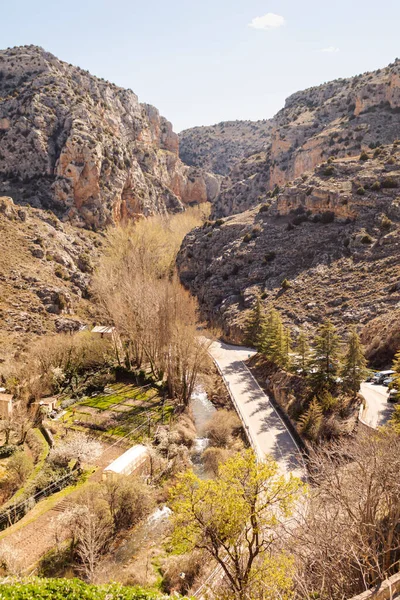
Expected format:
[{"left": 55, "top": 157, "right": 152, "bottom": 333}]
[
  {"left": 177, "top": 145, "right": 400, "bottom": 350},
  {"left": 179, "top": 120, "right": 273, "bottom": 175},
  {"left": 0, "top": 46, "right": 220, "bottom": 228},
  {"left": 178, "top": 60, "right": 400, "bottom": 218}
]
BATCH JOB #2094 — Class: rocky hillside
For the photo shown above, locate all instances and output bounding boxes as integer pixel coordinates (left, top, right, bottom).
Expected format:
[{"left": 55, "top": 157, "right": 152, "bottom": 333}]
[
  {"left": 177, "top": 145, "right": 400, "bottom": 365},
  {"left": 0, "top": 196, "right": 101, "bottom": 366},
  {"left": 0, "top": 45, "right": 220, "bottom": 228},
  {"left": 179, "top": 120, "right": 272, "bottom": 175},
  {"left": 205, "top": 60, "right": 400, "bottom": 217}
]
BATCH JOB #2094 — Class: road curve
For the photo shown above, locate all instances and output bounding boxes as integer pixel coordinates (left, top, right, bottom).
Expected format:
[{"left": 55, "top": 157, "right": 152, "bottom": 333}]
[
  {"left": 208, "top": 340, "right": 305, "bottom": 480},
  {"left": 360, "top": 382, "right": 394, "bottom": 428}
]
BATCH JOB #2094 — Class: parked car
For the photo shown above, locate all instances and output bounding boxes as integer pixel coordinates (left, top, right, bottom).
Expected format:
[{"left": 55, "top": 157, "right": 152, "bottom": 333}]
[
  {"left": 383, "top": 377, "right": 394, "bottom": 387},
  {"left": 388, "top": 389, "right": 399, "bottom": 403},
  {"left": 373, "top": 370, "right": 395, "bottom": 385}
]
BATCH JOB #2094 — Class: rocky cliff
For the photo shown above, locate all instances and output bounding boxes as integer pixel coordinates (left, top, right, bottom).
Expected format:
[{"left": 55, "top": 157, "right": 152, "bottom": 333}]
[
  {"left": 179, "top": 120, "right": 273, "bottom": 175},
  {"left": 177, "top": 145, "right": 400, "bottom": 363},
  {"left": 179, "top": 60, "right": 400, "bottom": 218},
  {"left": 0, "top": 46, "right": 220, "bottom": 228},
  {"left": 0, "top": 195, "right": 103, "bottom": 366}
]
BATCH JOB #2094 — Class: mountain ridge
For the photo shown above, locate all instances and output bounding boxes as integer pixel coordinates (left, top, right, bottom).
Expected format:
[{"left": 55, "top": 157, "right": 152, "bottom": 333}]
[
  {"left": 0, "top": 45, "right": 220, "bottom": 228},
  {"left": 179, "top": 59, "right": 400, "bottom": 220}
]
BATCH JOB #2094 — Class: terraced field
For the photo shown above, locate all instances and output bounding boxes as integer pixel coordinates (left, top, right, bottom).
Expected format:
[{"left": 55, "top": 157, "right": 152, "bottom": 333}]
[{"left": 64, "top": 383, "right": 174, "bottom": 441}]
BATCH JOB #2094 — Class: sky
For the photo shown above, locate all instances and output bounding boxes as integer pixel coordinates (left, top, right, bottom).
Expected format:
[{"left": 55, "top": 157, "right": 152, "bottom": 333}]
[{"left": 2, "top": 0, "right": 400, "bottom": 132}]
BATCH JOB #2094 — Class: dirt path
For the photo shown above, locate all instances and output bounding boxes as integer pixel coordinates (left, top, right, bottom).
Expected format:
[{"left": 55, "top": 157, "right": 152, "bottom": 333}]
[{"left": 0, "top": 444, "right": 124, "bottom": 570}]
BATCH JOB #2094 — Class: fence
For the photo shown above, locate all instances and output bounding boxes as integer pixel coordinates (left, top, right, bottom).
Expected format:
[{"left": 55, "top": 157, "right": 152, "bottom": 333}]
[{"left": 0, "top": 470, "right": 77, "bottom": 531}]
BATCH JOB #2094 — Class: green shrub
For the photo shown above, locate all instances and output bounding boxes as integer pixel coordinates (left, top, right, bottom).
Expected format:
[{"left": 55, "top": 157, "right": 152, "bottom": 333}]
[
  {"left": 78, "top": 253, "right": 93, "bottom": 273},
  {"left": 264, "top": 251, "right": 276, "bottom": 263},
  {"left": 213, "top": 219, "right": 224, "bottom": 227},
  {"left": 321, "top": 211, "right": 335, "bottom": 224},
  {"left": 243, "top": 233, "right": 252, "bottom": 243},
  {"left": 359, "top": 151, "right": 369, "bottom": 161},
  {"left": 0, "top": 578, "right": 175, "bottom": 599},
  {"left": 323, "top": 165, "right": 335, "bottom": 176},
  {"left": 379, "top": 214, "right": 393, "bottom": 230},
  {"left": 54, "top": 266, "right": 70, "bottom": 280},
  {"left": 281, "top": 278, "right": 291, "bottom": 290},
  {"left": 371, "top": 181, "right": 381, "bottom": 191},
  {"left": 0, "top": 445, "right": 16, "bottom": 458},
  {"left": 360, "top": 234, "right": 373, "bottom": 244},
  {"left": 356, "top": 187, "right": 366, "bottom": 196},
  {"left": 381, "top": 177, "right": 398, "bottom": 189}
]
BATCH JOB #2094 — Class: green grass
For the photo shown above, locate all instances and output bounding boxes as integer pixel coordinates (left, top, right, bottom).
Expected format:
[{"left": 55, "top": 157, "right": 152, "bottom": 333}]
[
  {"left": 8, "top": 429, "right": 49, "bottom": 504},
  {"left": 0, "top": 469, "right": 94, "bottom": 541},
  {"left": 64, "top": 383, "right": 175, "bottom": 443}
]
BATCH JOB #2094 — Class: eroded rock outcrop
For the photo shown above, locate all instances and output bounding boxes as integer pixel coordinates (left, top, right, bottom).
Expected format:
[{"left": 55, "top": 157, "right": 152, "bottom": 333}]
[
  {"left": 177, "top": 146, "right": 400, "bottom": 356},
  {"left": 179, "top": 60, "right": 400, "bottom": 218},
  {"left": 0, "top": 46, "right": 220, "bottom": 228}
]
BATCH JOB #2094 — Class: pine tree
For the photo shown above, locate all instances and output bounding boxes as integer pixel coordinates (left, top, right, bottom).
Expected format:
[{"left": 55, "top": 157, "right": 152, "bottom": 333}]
[
  {"left": 245, "top": 297, "right": 265, "bottom": 347},
  {"left": 341, "top": 326, "right": 368, "bottom": 397},
  {"left": 258, "top": 308, "right": 290, "bottom": 369},
  {"left": 294, "top": 329, "right": 311, "bottom": 376},
  {"left": 309, "top": 320, "right": 342, "bottom": 391},
  {"left": 282, "top": 327, "right": 292, "bottom": 370},
  {"left": 392, "top": 349, "right": 400, "bottom": 394},
  {"left": 298, "top": 397, "right": 323, "bottom": 441}
]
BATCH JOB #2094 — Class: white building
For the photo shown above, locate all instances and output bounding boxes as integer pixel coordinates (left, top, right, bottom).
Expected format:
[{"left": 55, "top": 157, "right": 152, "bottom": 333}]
[{"left": 103, "top": 444, "right": 149, "bottom": 481}]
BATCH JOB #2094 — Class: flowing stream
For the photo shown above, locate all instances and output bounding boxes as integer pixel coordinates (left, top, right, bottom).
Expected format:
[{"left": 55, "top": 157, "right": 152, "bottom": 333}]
[
  {"left": 105, "top": 388, "right": 216, "bottom": 568},
  {"left": 190, "top": 387, "right": 216, "bottom": 478}
]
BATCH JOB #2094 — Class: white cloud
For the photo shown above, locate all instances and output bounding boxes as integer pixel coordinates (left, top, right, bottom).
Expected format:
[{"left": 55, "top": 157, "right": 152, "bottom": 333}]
[
  {"left": 321, "top": 46, "right": 340, "bottom": 53},
  {"left": 248, "top": 13, "right": 285, "bottom": 31}
]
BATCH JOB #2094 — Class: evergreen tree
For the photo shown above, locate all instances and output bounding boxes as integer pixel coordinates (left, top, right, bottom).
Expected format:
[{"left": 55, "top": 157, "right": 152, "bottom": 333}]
[
  {"left": 341, "top": 326, "right": 368, "bottom": 397},
  {"left": 258, "top": 308, "right": 290, "bottom": 369},
  {"left": 298, "top": 397, "right": 323, "bottom": 441},
  {"left": 244, "top": 297, "right": 265, "bottom": 348},
  {"left": 392, "top": 348, "right": 400, "bottom": 395},
  {"left": 294, "top": 329, "right": 311, "bottom": 376},
  {"left": 282, "top": 327, "right": 292, "bottom": 370},
  {"left": 309, "top": 320, "right": 342, "bottom": 391}
]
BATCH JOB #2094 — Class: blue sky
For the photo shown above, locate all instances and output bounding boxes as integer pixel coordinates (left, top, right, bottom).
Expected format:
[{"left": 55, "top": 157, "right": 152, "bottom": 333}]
[{"left": 2, "top": 0, "right": 400, "bottom": 131}]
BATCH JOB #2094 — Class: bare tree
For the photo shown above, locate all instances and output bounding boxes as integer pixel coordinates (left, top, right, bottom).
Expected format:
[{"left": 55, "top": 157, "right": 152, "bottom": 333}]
[
  {"left": 75, "top": 506, "right": 113, "bottom": 582},
  {"left": 288, "top": 429, "right": 400, "bottom": 599}
]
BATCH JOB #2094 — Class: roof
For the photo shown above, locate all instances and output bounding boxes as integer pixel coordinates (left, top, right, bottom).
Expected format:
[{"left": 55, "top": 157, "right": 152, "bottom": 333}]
[
  {"left": 92, "top": 326, "right": 115, "bottom": 334},
  {"left": 0, "top": 393, "right": 13, "bottom": 403},
  {"left": 38, "top": 397, "right": 57, "bottom": 406},
  {"left": 104, "top": 444, "right": 148, "bottom": 474}
]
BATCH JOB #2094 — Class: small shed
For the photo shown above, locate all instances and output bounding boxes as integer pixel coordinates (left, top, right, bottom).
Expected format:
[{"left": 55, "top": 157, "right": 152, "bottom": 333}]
[
  {"left": 0, "top": 393, "right": 13, "bottom": 418},
  {"left": 103, "top": 444, "right": 149, "bottom": 481},
  {"left": 32, "top": 397, "right": 58, "bottom": 415},
  {"left": 92, "top": 325, "right": 116, "bottom": 338}
]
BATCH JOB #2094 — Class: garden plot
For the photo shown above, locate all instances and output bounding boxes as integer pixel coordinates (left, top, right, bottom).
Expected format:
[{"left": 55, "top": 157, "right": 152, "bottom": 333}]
[{"left": 65, "top": 383, "right": 174, "bottom": 441}]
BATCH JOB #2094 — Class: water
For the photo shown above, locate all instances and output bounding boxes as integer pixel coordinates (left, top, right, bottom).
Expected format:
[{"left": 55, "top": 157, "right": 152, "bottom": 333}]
[
  {"left": 190, "top": 388, "right": 216, "bottom": 477},
  {"left": 147, "top": 505, "right": 172, "bottom": 523}
]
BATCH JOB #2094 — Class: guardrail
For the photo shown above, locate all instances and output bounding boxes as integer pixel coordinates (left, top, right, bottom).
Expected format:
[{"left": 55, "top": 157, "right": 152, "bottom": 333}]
[{"left": 348, "top": 572, "right": 400, "bottom": 600}]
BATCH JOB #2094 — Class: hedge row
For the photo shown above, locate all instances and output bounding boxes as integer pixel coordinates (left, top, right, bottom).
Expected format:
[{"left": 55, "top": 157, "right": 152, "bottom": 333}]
[{"left": 0, "top": 578, "right": 187, "bottom": 600}]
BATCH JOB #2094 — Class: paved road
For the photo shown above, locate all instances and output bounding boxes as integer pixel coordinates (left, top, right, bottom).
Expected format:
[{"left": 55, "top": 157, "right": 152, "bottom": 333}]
[
  {"left": 208, "top": 340, "right": 305, "bottom": 480},
  {"left": 360, "top": 382, "right": 394, "bottom": 428}
]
